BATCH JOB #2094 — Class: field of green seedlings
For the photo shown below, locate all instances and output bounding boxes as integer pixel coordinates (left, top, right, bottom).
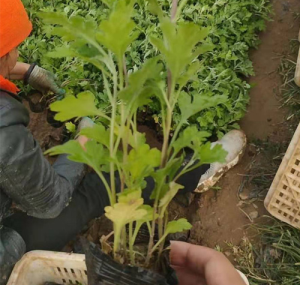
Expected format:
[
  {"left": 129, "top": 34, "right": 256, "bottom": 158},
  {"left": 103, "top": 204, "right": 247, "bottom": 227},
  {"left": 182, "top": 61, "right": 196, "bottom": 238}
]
[{"left": 22, "top": 0, "right": 271, "bottom": 137}]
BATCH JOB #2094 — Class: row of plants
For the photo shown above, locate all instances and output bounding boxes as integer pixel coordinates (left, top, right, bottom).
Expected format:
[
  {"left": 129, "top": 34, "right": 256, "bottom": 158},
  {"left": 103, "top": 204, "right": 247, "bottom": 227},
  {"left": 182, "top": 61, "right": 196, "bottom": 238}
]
[{"left": 21, "top": 0, "right": 271, "bottom": 137}]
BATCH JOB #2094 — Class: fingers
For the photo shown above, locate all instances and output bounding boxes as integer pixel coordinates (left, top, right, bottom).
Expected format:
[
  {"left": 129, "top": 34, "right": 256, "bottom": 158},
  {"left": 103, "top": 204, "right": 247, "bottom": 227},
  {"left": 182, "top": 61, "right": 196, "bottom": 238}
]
[
  {"left": 47, "top": 71, "right": 65, "bottom": 96},
  {"left": 173, "top": 265, "right": 207, "bottom": 285},
  {"left": 170, "top": 241, "right": 246, "bottom": 285},
  {"left": 170, "top": 241, "right": 214, "bottom": 274},
  {"left": 51, "top": 85, "right": 65, "bottom": 97},
  {"left": 77, "top": 117, "right": 94, "bottom": 132}
]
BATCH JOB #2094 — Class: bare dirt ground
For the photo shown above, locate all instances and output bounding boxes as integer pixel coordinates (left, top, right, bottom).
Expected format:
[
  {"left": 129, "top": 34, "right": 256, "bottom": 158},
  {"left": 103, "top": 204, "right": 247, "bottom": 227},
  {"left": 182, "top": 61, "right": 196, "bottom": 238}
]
[{"left": 27, "top": 0, "right": 300, "bottom": 254}]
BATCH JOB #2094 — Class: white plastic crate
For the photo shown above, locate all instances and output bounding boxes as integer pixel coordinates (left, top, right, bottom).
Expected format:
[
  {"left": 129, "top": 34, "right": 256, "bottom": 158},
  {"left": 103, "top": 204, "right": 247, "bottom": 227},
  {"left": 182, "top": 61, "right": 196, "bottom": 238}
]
[
  {"left": 7, "top": 251, "right": 87, "bottom": 285},
  {"left": 264, "top": 123, "right": 300, "bottom": 229}
]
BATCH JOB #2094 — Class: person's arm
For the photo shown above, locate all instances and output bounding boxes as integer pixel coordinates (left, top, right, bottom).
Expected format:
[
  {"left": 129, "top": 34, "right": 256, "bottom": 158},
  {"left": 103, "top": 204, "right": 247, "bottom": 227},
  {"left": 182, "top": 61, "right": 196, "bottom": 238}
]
[
  {"left": 9, "top": 62, "right": 30, "bottom": 80},
  {"left": 10, "top": 62, "right": 65, "bottom": 96},
  {"left": 0, "top": 124, "right": 85, "bottom": 219}
]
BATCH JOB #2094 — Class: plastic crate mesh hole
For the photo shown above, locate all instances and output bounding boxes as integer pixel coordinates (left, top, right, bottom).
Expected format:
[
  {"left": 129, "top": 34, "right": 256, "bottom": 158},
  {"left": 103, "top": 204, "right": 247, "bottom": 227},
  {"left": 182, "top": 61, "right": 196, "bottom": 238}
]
[{"left": 53, "top": 266, "right": 86, "bottom": 283}]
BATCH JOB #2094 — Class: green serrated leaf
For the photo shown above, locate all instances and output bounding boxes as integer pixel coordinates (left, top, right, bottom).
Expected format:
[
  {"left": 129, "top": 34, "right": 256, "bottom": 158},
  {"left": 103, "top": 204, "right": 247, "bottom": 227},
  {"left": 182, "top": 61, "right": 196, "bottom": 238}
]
[
  {"left": 96, "top": 0, "right": 139, "bottom": 60},
  {"left": 193, "top": 43, "right": 215, "bottom": 57},
  {"left": 133, "top": 204, "right": 157, "bottom": 245},
  {"left": 105, "top": 199, "right": 147, "bottom": 232},
  {"left": 47, "top": 46, "right": 76, "bottom": 58},
  {"left": 147, "top": 0, "right": 164, "bottom": 19},
  {"left": 50, "top": 91, "right": 102, "bottom": 121},
  {"left": 128, "top": 130, "right": 146, "bottom": 149},
  {"left": 118, "top": 188, "right": 142, "bottom": 204},
  {"left": 165, "top": 218, "right": 192, "bottom": 234},
  {"left": 159, "top": 182, "right": 183, "bottom": 216},
  {"left": 172, "top": 126, "right": 211, "bottom": 155},
  {"left": 150, "top": 20, "right": 210, "bottom": 79},
  {"left": 177, "top": 61, "right": 202, "bottom": 88},
  {"left": 124, "top": 144, "right": 161, "bottom": 186},
  {"left": 45, "top": 140, "right": 109, "bottom": 172},
  {"left": 79, "top": 123, "right": 110, "bottom": 148},
  {"left": 77, "top": 44, "right": 100, "bottom": 58},
  {"left": 178, "top": 92, "right": 228, "bottom": 122},
  {"left": 137, "top": 205, "right": 157, "bottom": 224},
  {"left": 65, "top": 122, "right": 76, "bottom": 133},
  {"left": 118, "top": 57, "right": 162, "bottom": 114},
  {"left": 101, "top": 0, "right": 118, "bottom": 8},
  {"left": 197, "top": 142, "right": 227, "bottom": 164},
  {"left": 150, "top": 156, "right": 184, "bottom": 200},
  {"left": 40, "top": 12, "right": 100, "bottom": 49}
]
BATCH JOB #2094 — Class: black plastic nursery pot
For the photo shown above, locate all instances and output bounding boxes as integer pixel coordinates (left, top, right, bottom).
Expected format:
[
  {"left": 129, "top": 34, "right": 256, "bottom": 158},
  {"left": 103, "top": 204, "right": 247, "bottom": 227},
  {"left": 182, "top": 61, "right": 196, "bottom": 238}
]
[{"left": 84, "top": 241, "right": 178, "bottom": 285}]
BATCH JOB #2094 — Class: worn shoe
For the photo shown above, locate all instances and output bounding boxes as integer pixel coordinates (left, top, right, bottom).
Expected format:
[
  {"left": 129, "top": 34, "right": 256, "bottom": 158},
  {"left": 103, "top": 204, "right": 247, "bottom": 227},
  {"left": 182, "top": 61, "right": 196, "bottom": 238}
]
[{"left": 196, "top": 130, "right": 246, "bottom": 193}]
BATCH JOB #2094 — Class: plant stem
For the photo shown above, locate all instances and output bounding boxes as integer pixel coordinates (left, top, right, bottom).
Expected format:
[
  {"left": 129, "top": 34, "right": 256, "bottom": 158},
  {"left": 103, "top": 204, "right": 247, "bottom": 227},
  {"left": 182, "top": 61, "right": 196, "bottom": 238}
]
[
  {"left": 109, "top": 54, "right": 118, "bottom": 205},
  {"left": 129, "top": 222, "right": 135, "bottom": 265},
  {"left": 146, "top": 68, "right": 175, "bottom": 264},
  {"left": 118, "top": 59, "right": 124, "bottom": 90},
  {"left": 95, "top": 169, "right": 113, "bottom": 204},
  {"left": 132, "top": 224, "right": 140, "bottom": 246},
  {"left": 159, "top": 210, "right": 169, "bottom": 255},
  {"left": 175, "top": 0, "right": 188, "bottom": 21},
  {"left": 145, "top": 200, "right": 157, "bottom": 266},
  {"left": 102, "top": 72, "right": 113, "bottom": 102},
  {"left": 113, "top": 226, "right": 121, "bottom": 258},
  {"left": 168, "top": 120, "right": 184, "bottom": 158},
  {"left": 121, "top": 118, "right": 130, "bottom": 191},
  {"left": 171, "top": 0, "right": 179, "bottom": 22},
  {"left": 174, "top": 157, "right": 202, "bottom": 181},
  {"left": 151, "top": 232, "right": 168, "bottom": 255},
  {"left": 160, "top": 108, "right": 172, "bottom": 167},
  {"left": 164, "top": 210, "right": 169, "bottom": 231},
  {"left": 110, "top": 137, "right": 116, "bottom": 205},
  {"left": 121, "top": 226, "right": 127, "bottom": 262},
  {"left": 158, "top": 208, "right": 164, "bottom": 255},
  {"left": 123, "top": 55, "right": 128, "bottom": 86},
  {"left": 145, "top": 181, "right": 164, "bottom": 265},
  {"left": 167, "top": 70, "right": 172, "bottom": 99}
]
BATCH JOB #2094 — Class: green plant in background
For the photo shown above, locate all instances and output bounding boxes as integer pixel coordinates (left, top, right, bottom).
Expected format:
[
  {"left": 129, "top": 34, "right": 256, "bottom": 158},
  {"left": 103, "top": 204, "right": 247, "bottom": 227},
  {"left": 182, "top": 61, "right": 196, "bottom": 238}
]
[
  {"left": 231, "top": 219, "right": 300, "bottom": 285},
  {"left": 21, "top": 0, "right": 271, "bottom": 137},
  {"left": 44, "top": 0, "right": 228, "bottom": 266},
  {"left": 279, "top": 41, "right": 300, "bottom": 123}
]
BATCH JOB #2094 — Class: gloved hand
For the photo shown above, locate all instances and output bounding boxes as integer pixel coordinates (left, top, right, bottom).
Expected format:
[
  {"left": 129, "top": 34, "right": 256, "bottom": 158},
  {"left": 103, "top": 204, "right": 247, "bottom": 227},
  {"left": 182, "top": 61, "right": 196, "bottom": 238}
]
[
  {"left": 77, "top": 117, "right": 94, "bottom": 148},
  {"left": 25, "top": 64, "right": 65, "bottom": 96},
  {"left": 77, "top": 117, "right": 95, "bottom": 133}
]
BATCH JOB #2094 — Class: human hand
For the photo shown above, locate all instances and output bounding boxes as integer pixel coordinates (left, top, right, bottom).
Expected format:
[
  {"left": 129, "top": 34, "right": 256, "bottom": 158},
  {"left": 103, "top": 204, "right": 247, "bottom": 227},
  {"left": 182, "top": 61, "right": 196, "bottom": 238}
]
[
  {"left": 170, "top": 241, "right": 247, "bottom": 285},
  {"left": 26, "top": 65, "right": 65, "bottom": 96},
  {"left": 77, "top": 117, "right": 94, "bottom": 132}
]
